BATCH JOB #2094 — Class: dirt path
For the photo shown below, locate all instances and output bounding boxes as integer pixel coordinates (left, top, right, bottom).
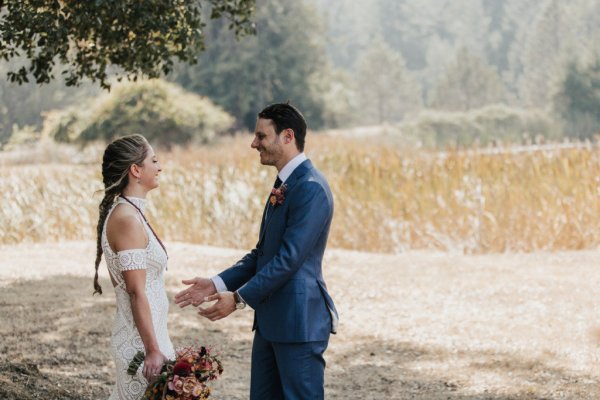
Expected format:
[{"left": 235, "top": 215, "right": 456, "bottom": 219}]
[{"left": 1, "top": 242, "right": 599, "bottom": 399}]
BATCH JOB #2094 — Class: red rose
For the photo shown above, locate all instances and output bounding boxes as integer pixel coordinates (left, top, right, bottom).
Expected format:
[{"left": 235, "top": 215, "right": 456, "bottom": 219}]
[{"left": 173, "top": 361, "right": 192, "bottom": 377}]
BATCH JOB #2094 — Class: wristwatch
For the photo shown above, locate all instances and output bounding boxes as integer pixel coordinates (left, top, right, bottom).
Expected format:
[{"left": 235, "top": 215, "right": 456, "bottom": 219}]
[{"left": 233, "top": 290, "right": 246, "bottom": 310}]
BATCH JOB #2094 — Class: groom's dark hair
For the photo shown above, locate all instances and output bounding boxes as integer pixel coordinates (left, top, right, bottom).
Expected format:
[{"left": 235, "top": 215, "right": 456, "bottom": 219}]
[{"left": 258, "top": 102, "right": 307, "bottom": 152}]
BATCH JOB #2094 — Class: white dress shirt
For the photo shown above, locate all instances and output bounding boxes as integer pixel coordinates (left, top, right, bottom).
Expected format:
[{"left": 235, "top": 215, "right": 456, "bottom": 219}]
[
  {"left": 211, "top": 153, "right": 308, "bottom": 296},
  {"left": 277, "top": 152, "right": 307, "bottom": 183}
]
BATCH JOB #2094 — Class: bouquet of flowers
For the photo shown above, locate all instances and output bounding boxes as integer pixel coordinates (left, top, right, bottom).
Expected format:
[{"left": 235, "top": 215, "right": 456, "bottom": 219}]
[{"left": 128, "top": 346, "right": 223, "bottom": 400}]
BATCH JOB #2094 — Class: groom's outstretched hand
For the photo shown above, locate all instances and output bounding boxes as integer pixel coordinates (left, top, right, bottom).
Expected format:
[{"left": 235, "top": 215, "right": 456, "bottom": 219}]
[
  {"left": 198, "top": 292, "right": 236, "bottom": 321},
  {"left": 174, "top": 277, "right": 216, "bottom": 308}
]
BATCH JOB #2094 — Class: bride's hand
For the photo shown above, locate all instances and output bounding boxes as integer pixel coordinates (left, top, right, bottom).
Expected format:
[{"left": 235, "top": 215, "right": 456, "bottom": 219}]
[
  {"left": 142, "top": 350, "right": 167, "bottom": 382},
  {"left": 174, "top": 277, "right": 217, "bottom": 308}
]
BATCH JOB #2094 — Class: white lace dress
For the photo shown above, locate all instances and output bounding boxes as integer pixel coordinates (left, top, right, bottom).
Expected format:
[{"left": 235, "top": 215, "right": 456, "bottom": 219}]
[{"left": 102, "top": 197, "right": 175, "bottom": 400}]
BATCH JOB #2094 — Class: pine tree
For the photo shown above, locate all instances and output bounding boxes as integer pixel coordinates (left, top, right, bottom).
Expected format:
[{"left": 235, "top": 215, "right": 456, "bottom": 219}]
[
  {"left": 355, "top": 39, "right": 421, "bottom": 124},
  {"left": 173, "top": 0, "right": 327, "bottom": 129},
  {"left": 430, "top": 47, "right": 507, "bottom": 111},
  {"left": 554, "top": 61, "right": 600, "bottom": 140}
]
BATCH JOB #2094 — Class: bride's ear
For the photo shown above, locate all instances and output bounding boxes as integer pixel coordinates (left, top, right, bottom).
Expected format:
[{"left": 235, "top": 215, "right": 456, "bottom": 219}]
[{"left": 129, "top": 164, "right": 142, "bottom": 181}]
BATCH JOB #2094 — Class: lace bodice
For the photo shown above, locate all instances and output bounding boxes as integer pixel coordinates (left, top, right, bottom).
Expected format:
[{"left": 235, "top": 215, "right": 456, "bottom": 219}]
[
  {"left": 101, "top": 196, "right": 174, "bottom": 400},
  {"left": 102, "top": 197, "right": 168, "bottom": 288}
]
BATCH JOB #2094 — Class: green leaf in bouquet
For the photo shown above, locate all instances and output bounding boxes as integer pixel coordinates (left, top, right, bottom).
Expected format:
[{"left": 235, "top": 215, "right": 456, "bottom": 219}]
[{"left": 127, "top": 351, "right": 146, "bottom": 376}]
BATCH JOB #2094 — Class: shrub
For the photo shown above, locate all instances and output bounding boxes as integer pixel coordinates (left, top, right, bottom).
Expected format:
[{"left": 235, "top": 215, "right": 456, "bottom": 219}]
[
  {"left": 45, "top": 79, "right": 234, "bottom": 146},
  {"left": 401, "top": 105, "right": 561, "bottom": 147}
]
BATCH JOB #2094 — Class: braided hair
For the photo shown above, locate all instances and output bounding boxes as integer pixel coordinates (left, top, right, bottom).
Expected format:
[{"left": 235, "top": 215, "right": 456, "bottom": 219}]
[{"left": 94, "top": 134, "right": 149, "bottom": 295}]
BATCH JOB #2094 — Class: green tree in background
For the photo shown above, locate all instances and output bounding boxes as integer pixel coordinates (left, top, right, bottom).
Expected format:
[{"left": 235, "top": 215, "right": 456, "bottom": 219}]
[
  {"left": 355, "top": 39, "right": 421, "bottom": 124},
  {"left": 0, "top": 0, "right": 255, "bottom": 89},
  {"left": 554, "top": 61, "right": 600, "bottom": 140},
  {"left": 314, "top": 67, "right": 358, "bottom": 129},
  {"left": 514, "top": 0, "right": 600, "bottom": 108},
  {"left": 312, "top": 0, "right": 378, "bottom": 71},
  {"left": 0, "top": 60, "right": 100, "bottom": 146},
  {"left": 430, "top": 48, "right": 507, "bottom": 111},
  {"left": 173, "top": 0, "right": 327, "bottom": 130}
]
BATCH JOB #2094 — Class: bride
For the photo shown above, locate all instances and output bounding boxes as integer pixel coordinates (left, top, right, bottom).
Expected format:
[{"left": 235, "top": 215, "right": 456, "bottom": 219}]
[{"left": 93, "top": 134, "right": 175, "bottom": 399}]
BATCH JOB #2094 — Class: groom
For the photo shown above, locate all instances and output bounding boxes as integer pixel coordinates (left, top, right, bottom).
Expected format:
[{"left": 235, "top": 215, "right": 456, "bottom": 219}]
[{"left": 175, "top": 102, "right": 338, "bottom": 399}]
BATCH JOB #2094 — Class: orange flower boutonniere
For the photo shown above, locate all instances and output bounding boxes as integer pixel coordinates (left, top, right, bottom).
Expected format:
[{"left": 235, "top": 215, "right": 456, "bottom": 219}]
[{"left": 269, "top": 184, "right": 287, "bottom": 207}]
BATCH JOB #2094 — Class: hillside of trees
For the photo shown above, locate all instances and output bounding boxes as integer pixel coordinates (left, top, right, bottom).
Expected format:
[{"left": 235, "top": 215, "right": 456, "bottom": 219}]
[{"left": 1, "top": 0, "right": 599, "bottom": 148}]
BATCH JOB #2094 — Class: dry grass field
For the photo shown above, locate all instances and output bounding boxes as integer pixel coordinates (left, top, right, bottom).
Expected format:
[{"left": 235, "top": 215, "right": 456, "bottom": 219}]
[{"left": 1, "top": 136, "right": 599, "bottom": 253}]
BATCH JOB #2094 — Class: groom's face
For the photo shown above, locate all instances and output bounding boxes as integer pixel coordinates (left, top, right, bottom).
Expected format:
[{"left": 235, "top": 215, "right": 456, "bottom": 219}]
[{"left": 251, "top": 118, "right": 284, "bottom": 166}]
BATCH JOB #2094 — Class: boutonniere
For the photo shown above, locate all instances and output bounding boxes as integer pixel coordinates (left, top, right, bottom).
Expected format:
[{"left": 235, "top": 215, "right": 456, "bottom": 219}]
[{"left": 269, "top": 184, "right": 287, "bottom": 207}]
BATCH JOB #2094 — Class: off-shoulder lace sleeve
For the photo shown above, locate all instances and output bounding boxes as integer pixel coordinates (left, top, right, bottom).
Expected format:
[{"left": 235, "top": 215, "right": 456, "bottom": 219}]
[{"left": 116, "top": 249, "right": 147, "bottom": 271}]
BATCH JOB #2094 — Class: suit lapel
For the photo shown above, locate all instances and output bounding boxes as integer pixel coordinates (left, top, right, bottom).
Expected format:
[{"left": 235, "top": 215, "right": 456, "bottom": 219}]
[
  {"left": 258, "top": 160, "right": 312, "bottom": 246},
  {"left": 257, "top": 195, "right": 271, "bottom": 238}
]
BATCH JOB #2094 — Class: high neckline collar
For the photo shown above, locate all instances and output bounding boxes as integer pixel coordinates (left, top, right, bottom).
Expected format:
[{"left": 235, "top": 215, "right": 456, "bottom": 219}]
[{"left": 120, "top": 195, "right": 147, "bottom": 212}]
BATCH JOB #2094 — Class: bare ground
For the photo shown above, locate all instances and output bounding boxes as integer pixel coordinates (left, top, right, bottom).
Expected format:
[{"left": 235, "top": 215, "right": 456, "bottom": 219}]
[{"left": 1, "top": 241, "right": 599, "bottom": 399}]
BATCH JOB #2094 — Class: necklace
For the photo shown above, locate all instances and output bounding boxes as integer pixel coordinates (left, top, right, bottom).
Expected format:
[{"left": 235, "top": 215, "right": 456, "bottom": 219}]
[{"left": 120, "top": 195, "right": 168, "bottom": 259}]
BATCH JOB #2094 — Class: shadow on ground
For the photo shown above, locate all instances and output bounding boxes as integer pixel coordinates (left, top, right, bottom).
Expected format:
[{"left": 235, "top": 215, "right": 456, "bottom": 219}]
[
  {"left": 0, "top": 276, "right": 252, "bottom": 400},
  {"left": 0, "top": 276, "right": 596, "bottom": 399},
  {"left": 326, "top": 336, "right": 598, "bottom": 399}
]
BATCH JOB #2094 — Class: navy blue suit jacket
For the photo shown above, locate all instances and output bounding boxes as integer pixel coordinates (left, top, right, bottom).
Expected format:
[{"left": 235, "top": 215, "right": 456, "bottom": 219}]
[{"left": 218, "top": 159, "right": 338, "bottom": 343}]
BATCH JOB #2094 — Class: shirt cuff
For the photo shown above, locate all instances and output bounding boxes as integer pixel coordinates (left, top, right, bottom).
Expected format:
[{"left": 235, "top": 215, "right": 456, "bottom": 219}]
[{"left": 211, "top": 276, "right": 228, "bottom": 293}]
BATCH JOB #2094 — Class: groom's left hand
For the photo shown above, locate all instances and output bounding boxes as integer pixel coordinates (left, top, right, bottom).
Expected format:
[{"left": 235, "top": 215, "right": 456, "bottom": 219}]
[{"left": 198, "top": 291, "right": 236, "bottom": 321}]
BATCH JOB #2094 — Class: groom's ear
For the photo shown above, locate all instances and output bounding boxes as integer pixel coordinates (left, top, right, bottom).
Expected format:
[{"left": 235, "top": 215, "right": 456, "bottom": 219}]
[{"left": 283, "top": 128, "right": 295, "bottom": 144}]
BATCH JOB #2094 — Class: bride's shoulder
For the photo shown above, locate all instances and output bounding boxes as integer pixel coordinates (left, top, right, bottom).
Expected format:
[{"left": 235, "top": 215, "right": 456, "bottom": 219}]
[
  {"left": 106, "top": 205, "right": 146, "bottom": 247},
  {"left": 108, "top": 203, "right": 140, "bottom": 223}
]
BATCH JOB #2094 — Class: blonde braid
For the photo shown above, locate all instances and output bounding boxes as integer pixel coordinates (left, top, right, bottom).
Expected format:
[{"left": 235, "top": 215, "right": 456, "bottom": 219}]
[{"left": 93, "top": 134, "right": 148, "bottom": 295}]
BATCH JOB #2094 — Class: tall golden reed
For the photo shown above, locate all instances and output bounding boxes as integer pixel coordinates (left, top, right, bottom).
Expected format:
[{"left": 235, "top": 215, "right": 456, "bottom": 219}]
[{"left": 1, "top": 136, "right": 598, "bottom": 253}]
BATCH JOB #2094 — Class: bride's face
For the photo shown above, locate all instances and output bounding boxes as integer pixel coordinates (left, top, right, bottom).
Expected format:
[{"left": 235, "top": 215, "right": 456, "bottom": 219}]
[{"left": 137, "top": 145, "right": 162, "bottom": 190}]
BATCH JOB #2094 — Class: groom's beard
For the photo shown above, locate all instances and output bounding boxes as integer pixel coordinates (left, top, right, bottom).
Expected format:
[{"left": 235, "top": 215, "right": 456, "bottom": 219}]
[{"left": 258, "top": 142, "right": 284, "bottom": 166}]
